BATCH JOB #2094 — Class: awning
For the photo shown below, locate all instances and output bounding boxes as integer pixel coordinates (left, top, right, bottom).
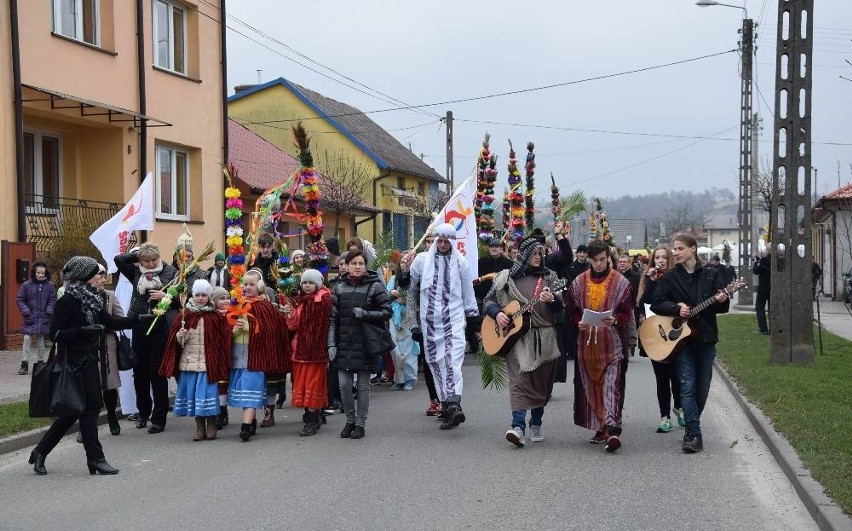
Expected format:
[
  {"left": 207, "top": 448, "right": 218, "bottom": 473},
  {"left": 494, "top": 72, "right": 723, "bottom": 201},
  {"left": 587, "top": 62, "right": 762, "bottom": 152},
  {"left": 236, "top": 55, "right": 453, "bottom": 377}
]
[
  {"left": 381, "top": 184, "right": 417, "bottom": 199},
  {"left": 21, "top": 84, "right": 172, "bottom": 127}
]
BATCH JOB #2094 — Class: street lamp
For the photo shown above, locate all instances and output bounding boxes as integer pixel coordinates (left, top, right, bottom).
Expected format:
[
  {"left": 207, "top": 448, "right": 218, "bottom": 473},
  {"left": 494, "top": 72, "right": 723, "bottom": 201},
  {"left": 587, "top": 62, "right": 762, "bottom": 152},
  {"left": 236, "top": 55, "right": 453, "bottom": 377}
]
[{"left": 697, "top": 0, "right": 754, "bottom": 306}]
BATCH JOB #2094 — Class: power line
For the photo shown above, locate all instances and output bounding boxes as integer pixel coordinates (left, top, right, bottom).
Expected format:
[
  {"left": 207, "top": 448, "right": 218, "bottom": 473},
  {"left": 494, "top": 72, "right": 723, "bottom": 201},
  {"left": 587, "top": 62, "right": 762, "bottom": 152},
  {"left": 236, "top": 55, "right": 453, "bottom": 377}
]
[
  {"left": 194, "top": 1, "right": 435, "bottom": 118},
  {"left": 563, "top": 125, "right": 740, "bottom": 187},
  {"left": 237, "top": 49, "right": 738, "bottom": 126}
]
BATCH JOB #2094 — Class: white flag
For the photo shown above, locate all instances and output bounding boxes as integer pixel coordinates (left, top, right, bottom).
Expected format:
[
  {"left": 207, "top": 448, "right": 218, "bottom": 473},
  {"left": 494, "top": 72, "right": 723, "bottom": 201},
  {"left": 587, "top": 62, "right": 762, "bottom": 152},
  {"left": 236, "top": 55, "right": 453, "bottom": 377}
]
[
  {"left": 89, "top": 172, "right": 155, "bottom": 273},
  {"left": 436, "top": 174, "right": 479, "bottom": 279}
]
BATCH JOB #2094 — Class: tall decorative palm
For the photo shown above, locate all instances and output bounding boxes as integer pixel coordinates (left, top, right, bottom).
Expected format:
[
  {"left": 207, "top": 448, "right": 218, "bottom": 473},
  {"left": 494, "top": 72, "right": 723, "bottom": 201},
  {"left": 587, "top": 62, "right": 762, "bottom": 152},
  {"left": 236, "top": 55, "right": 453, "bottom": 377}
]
[{"left": 557, "top": 190, "right": 587, "bottom": 237}]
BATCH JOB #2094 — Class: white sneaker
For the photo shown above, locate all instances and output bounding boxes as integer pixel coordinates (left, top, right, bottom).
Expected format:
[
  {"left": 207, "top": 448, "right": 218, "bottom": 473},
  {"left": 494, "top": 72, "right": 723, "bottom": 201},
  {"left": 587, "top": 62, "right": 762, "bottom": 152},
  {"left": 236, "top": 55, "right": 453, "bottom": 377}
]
[
  {"left": 529, "top": 425, "right": 544, "bottom": 442},
  {"left": 505, "top": 427, "right": 525, "bottom": 447}
]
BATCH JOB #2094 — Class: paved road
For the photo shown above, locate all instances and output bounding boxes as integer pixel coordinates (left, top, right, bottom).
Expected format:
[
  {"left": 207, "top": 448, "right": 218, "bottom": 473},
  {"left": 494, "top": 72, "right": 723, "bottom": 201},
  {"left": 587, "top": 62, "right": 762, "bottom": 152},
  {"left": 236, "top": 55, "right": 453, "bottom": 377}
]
[{"left": 0, "top": 354, "right": 815, "bottom": 531}]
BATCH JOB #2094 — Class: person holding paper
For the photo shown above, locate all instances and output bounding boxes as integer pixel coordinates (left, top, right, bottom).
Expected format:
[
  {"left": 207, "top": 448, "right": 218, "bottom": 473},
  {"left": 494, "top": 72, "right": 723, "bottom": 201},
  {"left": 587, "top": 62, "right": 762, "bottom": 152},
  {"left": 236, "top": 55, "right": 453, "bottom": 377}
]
[
  {"left": 636, "top": 245, "right": 684, "bottom": 434},
  {"left": 483, "top": 235, "right": 563, "bottom": 448},
  {"left": 566, "top": 239, "right": 634, "bottom": 453}
]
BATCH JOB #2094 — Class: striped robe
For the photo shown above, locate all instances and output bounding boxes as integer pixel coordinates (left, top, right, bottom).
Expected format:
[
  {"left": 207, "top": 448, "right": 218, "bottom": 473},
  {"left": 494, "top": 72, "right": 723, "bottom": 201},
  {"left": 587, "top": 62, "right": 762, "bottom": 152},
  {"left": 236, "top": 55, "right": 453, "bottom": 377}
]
[
  {"left": 567, "top": 269, "right": 634, "bottom": 432},
  {"left": 408, "top": 249, "right": 478, "bottom": 402}
]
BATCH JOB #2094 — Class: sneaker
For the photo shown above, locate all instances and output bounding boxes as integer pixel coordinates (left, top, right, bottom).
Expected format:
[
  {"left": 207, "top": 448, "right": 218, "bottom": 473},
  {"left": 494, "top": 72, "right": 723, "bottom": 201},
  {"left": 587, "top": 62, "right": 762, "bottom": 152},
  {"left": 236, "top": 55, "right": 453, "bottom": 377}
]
[
  {"left": 426, "top": 400, "right": 440, "bottom": 416},
  {"left": 529, "top": 425, "right": 544, "bottom": 442},
  {"left": 125, "top": 413, "right": 140, "bottom": 422},
  {"left": 369, "top": 375, "right": 382, "bottom": 385},
  {"left": 389, "top": 383, "right": 403, "bottom": 391},
  {"left": 505, "top": 427, "right": 526, "bottom": 447},
  {"left": 682, "top": 433, "right": 703, "bottom": 453},
  {"left": 673, "top": 408, "right": 686, "bottom": 428},
  {"left": 440, "top": 404, "right": 465, "bottom": 430},
  {"left": 605, "top": 434, "right": 622, "bottom": 452},
  {"left": 657, "top": 417, "right": 673, "bottom": 433},
  {"left": 403, "top": 382, "right": 414, "bottom": 391},
  {"left": 589, "top": 431, "right": 606, "bottom": 444}
]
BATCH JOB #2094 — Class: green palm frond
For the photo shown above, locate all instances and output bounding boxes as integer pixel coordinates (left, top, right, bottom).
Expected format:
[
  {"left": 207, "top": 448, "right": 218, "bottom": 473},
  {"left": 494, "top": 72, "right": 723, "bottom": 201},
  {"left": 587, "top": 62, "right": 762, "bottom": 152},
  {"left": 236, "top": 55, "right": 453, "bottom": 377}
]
[
  {"left": 558, "top": 190, "right": 587, "bottom": 222},
  {"left": 371, "top": 229, "right": 396, "bottom": 269},
  {"left": 476, "top": 345, "right": 509, "bottom": 391}
]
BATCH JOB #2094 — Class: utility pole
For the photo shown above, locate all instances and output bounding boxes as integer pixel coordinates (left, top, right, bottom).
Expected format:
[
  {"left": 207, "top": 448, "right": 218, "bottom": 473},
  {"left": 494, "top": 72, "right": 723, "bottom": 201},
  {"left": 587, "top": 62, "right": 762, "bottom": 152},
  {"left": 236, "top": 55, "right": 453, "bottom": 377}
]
[
  {"left": 445, "top": 110, "right": 454, "bottom": 195},
  {"left": 750, "top": 113, "right": 761, "bottom": 263},
  {"left": 737, "top": 17, "right": 755, "bottom": 305},
  {"left": 770, "top": 0, "right": 815, "bottom": 363}
]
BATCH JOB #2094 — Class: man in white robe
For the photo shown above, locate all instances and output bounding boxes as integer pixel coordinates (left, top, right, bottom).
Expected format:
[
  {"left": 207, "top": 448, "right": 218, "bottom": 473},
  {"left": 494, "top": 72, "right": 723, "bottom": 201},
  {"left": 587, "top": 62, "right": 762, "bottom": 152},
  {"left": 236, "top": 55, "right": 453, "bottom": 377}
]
[{"left": 400, "top": 223, "right": 478, "bottom": 430}]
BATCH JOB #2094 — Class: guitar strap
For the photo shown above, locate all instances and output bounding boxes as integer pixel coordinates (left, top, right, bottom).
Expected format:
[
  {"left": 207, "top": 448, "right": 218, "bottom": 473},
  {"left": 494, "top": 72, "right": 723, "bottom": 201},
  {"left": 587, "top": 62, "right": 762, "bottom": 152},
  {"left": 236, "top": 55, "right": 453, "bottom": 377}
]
[{"left": 529, "top": 276, "right": 545, "bottom": 317}]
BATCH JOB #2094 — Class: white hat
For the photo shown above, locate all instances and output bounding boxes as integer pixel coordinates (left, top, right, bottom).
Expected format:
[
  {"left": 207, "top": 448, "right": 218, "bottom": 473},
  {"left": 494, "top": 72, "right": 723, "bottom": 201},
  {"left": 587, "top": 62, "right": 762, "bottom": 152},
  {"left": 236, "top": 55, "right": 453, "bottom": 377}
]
[
  {"left": 192, "top": 279, "right": 212, "bottom": 296},
  {"left": 434, "top": 223, "right": 456, "bottom": 239},
  {"left": 300, "top": 269, "right": 323, "bottom": 287}
]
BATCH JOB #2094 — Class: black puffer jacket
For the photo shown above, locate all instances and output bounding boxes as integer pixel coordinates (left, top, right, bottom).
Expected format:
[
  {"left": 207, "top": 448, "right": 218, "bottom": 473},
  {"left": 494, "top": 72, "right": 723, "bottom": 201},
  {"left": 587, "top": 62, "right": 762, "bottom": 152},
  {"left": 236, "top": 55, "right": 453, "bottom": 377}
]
[
  {"left": 328, "top": 271, "right": 392, "bottom": 372},
  {"left": 114, "top": 252, "right": 178, "bottom": 318}
]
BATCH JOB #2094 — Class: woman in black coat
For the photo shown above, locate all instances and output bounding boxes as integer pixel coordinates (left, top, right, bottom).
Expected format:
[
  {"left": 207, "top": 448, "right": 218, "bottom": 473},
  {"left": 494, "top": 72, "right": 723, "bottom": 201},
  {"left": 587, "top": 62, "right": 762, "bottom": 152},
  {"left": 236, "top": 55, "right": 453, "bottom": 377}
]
[
  {"left": 328, "top": 251, "right": 392, "bottom": 440},
  {"left": 29, "top": 256, "right": 142, "bottom": 476},
  {"left": 114, "top": 242, "right": 177, "bottom": 433}
]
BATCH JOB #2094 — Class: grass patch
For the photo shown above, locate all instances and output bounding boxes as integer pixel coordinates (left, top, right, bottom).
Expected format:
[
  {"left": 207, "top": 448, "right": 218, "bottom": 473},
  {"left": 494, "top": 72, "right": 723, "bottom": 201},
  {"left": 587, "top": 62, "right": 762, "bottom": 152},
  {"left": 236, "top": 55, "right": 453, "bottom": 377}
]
[
  {"left": 717, "top": 314, "right": 852, "bottom": 515},
  {"left": 0, "top": 401, "right": 52, "bottom": 438}
]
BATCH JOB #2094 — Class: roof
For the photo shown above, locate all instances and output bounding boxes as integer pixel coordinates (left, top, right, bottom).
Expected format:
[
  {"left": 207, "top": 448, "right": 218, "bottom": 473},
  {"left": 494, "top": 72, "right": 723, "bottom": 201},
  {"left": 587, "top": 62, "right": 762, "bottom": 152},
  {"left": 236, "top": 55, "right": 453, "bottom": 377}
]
[
  {"left": 228, "top": 119, "right": 378, "bottom": 213},
  {"left": 705, "top": 213, "right": 738, "bottom": 230},
  {"left": 822, "top": 183, "right": 852, "bottom": 201},
  {"left": 229, "top": 78, "right": 446, "bottom": 184}
]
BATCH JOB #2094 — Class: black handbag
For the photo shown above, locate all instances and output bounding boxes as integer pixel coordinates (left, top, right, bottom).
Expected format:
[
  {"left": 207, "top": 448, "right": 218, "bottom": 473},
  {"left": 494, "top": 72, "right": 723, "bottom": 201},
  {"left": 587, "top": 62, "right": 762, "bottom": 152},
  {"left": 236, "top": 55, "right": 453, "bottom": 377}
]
[
  {"left": 363, "top": 321, "right": 395, "bottom": 358},
  {"left": 29, "top": 342, "right": 86, "bottom": 418},
  {"left": 116, "top": 331, "right": 135, "bottom": 371}
]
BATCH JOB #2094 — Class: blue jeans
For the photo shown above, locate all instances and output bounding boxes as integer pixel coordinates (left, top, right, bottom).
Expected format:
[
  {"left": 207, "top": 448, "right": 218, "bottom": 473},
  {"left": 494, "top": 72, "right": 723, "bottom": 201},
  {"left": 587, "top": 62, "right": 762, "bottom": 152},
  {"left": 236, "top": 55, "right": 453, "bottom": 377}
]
[
  {"left": 673, "top": 342, "right": 716, "bottom": 436},
  {"left": 511, "top": 407, "right": 544, "bottom": 433}
]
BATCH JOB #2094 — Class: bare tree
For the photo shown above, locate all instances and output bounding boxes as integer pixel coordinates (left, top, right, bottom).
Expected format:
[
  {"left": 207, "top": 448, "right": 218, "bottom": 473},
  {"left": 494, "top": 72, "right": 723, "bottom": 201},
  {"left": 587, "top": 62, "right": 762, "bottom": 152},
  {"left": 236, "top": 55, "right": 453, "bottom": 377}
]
[
  {"left": 658, "top": 200, "right": 709, "bottom": 237},
  {"left": 317, "top": 150, "right": 375, "bottom": 234}
]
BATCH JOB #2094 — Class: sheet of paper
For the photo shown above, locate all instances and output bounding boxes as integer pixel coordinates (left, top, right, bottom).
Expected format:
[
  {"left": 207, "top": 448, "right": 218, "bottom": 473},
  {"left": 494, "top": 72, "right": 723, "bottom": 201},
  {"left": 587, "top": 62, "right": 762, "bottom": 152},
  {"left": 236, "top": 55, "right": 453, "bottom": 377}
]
[
  {"left": 644, "top": 304, "right": 656, "bottom": 318},
  {"left": 582, "top": 309, "right": 612, "bottom": 326}
]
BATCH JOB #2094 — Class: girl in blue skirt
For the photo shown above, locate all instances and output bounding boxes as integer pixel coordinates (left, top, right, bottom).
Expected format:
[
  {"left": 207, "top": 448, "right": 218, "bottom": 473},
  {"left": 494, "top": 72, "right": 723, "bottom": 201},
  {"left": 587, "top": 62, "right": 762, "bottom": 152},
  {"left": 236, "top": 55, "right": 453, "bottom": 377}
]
[{"left": 160, "top": 280, "right": 230, "bottom": 441}]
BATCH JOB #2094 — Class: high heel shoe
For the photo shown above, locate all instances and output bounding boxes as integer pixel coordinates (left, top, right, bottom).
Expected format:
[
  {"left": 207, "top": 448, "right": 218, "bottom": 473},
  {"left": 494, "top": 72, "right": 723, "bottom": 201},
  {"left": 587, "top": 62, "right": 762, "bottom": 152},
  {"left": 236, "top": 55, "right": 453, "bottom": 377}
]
[
  {"left": 28, "top": 451, "right": 47, "bottom": 475},
  {"left": 87, "top": 458, "right": 119, "bottom": 475}
]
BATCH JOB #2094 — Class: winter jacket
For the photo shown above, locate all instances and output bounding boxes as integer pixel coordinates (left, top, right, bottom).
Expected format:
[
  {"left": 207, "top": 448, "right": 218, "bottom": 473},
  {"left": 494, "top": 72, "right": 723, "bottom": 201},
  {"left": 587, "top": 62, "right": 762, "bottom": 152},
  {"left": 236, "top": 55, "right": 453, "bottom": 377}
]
[
  {"left": 50, "top": 291, "right": 137, "bottom": 412},
  {"left": 328, "top": 271, "right": 392, "bottom": 372},
  {"left": 17, "top": 264, "right": 57, "bottom": 336},
  {"left": 101, "top": 290, "right": 125, "bottom": 390},
  {"left": 207, "top": 266, "right": 231, "bottom": 289},
  {"left": 752, "top": 255, "right": 772, "bottom": 296},
  {"left": 650, "top": 263, "right": 730, "bottom": 344},
  {"left": 544, "top": 238, "right": 575, "bottom": 280},
  {"left": 114, "top": 252, "right": 178, "bottom": 318}
]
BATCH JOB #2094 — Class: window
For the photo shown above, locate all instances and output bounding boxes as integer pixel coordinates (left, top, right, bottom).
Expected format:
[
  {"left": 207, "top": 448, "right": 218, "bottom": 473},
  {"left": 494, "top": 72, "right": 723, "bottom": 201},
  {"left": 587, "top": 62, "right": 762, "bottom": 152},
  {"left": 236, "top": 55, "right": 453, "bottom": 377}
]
[
  {"left": 153, "top": 0, "right": 186, "bottom": 74},
  {"left": 23, "top": 131, "right": 62, "bottom": 208},
  {"left": 156, "top": 144, "right": 189, "bottom": 219},
  {"left": 53, "top": 0, "right": 99, "bottom": 46}
]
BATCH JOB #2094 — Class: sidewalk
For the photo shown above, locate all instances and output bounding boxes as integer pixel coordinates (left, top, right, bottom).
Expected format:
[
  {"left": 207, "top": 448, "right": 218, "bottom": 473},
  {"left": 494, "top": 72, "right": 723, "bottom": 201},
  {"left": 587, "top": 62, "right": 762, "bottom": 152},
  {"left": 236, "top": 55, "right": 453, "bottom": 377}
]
[
  {"left": 732, "top": 293, "right": 852, "bottom": 341},
  {"left": 0, "top": 349, "right": 38, "bottom": 402}
]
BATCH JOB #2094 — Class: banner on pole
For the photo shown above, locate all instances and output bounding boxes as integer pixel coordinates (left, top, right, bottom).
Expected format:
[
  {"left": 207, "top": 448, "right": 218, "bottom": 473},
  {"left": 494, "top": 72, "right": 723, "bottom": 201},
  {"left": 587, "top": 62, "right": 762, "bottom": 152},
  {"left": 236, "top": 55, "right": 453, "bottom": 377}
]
[
  {"left": 435, "top": 174, "right": 478, "bottom": 278},
  {"left": 89, "top": 172, "right": 155, "bottom": 273}
]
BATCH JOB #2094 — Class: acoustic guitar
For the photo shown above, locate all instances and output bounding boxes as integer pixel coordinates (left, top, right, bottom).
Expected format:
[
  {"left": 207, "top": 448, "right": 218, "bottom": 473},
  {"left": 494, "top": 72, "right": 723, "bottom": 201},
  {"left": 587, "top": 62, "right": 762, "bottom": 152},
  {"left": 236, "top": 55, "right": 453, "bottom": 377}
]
[
  {"left": 481, "top": 278, "right": 567, "bottom": 357},
  {"left": 639, "top": 278, "right": 747, "bottom": 362}
]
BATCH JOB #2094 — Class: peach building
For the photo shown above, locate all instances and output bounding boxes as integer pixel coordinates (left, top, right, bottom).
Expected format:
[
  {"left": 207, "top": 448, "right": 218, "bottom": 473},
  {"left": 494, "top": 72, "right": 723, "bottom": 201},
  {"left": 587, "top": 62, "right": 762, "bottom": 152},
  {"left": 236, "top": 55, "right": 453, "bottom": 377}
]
[{"left": 0, "top": 0, "right": 226, "bottom": 347}]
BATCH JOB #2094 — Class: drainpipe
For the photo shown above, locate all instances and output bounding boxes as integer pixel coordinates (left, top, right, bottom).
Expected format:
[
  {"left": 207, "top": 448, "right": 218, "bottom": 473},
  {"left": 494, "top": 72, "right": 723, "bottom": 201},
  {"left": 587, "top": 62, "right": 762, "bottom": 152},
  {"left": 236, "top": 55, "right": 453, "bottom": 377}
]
[
  {"left": 136, "top": 0, "right": 148, "bottom": 243},
  {"left": 371, "top": 170, "right": 391, "bottom": 242},
  {"left": 10, "top": 0, "right": 25, "bottom": 242},
  {"left": 220, "top": 0, "right": 228, "bottom": 163}
]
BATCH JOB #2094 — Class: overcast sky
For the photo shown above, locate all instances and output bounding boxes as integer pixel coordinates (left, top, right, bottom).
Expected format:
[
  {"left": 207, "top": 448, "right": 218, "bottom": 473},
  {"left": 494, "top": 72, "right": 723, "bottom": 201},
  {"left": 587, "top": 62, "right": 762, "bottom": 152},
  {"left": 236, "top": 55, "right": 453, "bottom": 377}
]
[{"left": 224, "top": 1, "right": 852, "bottom": 203}]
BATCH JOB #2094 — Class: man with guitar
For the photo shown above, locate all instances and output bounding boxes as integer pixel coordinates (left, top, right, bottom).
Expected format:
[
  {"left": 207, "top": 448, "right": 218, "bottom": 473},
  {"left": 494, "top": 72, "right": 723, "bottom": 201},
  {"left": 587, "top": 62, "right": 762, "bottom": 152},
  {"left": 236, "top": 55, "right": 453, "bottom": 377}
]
[
  {"left": 650, "top": 233, "right": 729, "bottom": 454},
  {"left": 483, "top": 236, "right": 563, "bottom": 448}
]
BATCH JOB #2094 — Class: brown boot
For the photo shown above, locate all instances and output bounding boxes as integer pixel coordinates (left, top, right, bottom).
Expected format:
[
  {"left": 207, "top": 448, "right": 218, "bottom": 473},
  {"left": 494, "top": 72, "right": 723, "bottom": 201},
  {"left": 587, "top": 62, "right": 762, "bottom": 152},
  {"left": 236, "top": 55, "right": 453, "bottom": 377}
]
[
  {"left": 193, "top": 417, "right": 206, "bottom": 441},
  {"left": 260, "top": 405, "right": 275, "bottom": 428},
  {"left": 205, "top": 416, "right": 217, "bottom": 440}
]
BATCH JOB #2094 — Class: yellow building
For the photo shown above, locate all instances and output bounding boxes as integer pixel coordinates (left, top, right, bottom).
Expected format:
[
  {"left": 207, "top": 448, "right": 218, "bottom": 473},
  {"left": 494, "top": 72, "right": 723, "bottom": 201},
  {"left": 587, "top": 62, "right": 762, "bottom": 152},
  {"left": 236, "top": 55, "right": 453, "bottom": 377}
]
[
  {"left": 0, "top": 1, "right": 226, "bottom": 269},
  {"left": 0, "top": 0, "right": 226, "bottom": 346},
  {"left": 228, "top": 78, "right": 447, "bottom": 249}
]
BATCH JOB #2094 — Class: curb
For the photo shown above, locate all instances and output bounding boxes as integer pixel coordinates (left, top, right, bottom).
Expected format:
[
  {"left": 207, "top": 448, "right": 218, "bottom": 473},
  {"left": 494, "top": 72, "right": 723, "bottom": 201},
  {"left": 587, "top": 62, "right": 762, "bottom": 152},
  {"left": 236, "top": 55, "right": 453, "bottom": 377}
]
[
  {"left": 714, "top": 361, "right": 850, "bottom": 530},
  {"left": 0, "top": 409, "right": 118, "bottom": 457}
]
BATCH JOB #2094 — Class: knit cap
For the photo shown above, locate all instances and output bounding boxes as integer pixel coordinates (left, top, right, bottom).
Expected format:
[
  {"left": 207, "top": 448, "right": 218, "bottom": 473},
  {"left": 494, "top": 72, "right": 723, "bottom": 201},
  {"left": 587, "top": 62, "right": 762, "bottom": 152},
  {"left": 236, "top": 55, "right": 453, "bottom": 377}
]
[
  {"left": 211, "top": 286, "right": 230, "bottom": 304},
  {"left": 62, "top": 256, "right": 100, "bottom": 282},
  {"left": 214, "top": 253, "right": 226, "bottom": 262},
  {"left": 192, "top": 279, "right": 212, "bottom": 296},
  {"left": 300, "top": 269, "right": 323, "bottom": 287}
]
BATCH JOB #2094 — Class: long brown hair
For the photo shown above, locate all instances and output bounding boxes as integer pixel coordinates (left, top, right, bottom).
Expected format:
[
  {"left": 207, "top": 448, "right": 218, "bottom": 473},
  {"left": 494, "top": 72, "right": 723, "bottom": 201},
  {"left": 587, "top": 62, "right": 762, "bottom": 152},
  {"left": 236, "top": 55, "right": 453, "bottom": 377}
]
[{"left": 636, "top": 245, "right": 674, "bottom": 306}]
